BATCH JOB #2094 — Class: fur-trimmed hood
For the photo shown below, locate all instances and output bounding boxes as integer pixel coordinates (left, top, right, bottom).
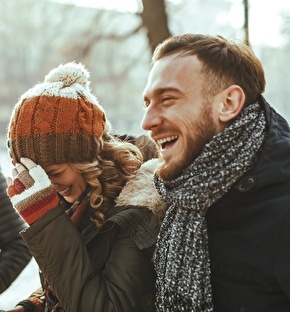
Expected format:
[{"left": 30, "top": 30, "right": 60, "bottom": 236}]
[{"left": 116, "top": 158, "right": 166, "bottom": 223}]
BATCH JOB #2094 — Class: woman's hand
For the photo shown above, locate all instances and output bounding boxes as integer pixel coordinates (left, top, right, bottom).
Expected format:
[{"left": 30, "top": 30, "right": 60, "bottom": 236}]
[{"left": 6, "top": 158, "right": 59, "bottom": 225}]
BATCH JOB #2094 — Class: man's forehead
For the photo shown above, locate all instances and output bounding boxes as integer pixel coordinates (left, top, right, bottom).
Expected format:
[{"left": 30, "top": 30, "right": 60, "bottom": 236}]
[{"left": 143, "top": 54, "right": 202, "bottom": 95}]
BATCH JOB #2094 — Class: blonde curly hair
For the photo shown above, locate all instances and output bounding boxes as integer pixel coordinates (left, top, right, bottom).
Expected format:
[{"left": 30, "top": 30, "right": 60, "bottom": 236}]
[{"left": 70, "top": 131, "right": 143, "bottom": 227}]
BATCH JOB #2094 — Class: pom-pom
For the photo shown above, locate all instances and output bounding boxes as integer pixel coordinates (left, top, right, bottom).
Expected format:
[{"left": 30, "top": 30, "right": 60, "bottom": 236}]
[{"left": 44, "top": 62, "right": 90, "bottom": 87}]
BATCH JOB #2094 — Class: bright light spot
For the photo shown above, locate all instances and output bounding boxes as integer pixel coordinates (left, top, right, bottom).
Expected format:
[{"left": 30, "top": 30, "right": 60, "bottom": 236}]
[
  {"left": 56, "top": 0, "right": 140, "bottom": 13},
  {"left": 216, "top": 12, "right": 228, "bottom": 26},
  {"left": 55, "top": 0, "right": 183, "bottom": 13},
  {"left": 229, "top": 1, "right": 244, "bottom": 29},
  {"left": 217, "top": 0, "right": 290, "bottom": 47},
  {"left": 249, "top": 0, "right": 289, "bottom": 46},
  {"left": 168, "top": 0, "right": 183, "bottom": 4}
]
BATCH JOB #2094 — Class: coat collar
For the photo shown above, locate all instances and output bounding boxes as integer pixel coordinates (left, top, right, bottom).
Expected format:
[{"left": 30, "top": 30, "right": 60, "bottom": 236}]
[{"left": 116, "top": 158, "right": 167, "bottom": 224}]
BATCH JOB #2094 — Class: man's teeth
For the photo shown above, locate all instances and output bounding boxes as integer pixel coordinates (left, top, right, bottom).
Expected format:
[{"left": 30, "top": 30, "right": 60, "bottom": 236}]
[{"left": 157, "top": 136, "right": 178, "bottom": 145}]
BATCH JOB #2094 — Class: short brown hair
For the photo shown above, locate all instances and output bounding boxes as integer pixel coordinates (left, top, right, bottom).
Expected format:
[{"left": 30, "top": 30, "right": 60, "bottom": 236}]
[{"left": 152, "top": 34, "right": 265, "bottom": 106}]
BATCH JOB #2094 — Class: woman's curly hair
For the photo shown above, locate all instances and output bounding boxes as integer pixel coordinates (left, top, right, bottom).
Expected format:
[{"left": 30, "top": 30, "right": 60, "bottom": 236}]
[{"left": 70, "top": 131, "right": 143, "bottom": 227}]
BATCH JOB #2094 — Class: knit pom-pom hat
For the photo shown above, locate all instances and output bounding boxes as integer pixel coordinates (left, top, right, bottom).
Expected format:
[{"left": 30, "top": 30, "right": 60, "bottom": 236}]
[{"left": 7, "top": 62, "right": 106, "bottom": 167}]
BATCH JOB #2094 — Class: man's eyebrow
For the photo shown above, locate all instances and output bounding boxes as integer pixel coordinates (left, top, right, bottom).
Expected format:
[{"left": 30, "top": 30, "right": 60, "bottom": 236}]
[{"left": 143, "top": 87, "right": 183, "bottom": 100}]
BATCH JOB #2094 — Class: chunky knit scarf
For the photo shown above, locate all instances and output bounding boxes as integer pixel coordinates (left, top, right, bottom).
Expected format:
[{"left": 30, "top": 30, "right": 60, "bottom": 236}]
[{"left": 154, "top": 103, "right": 266, "bottom": 311}]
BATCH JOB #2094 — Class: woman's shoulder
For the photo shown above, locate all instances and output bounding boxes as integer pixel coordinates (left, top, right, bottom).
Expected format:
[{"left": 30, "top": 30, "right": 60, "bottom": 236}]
[
  {"left": 102, "top": 159, "right": 166, "bottom": 249},
  {"left": 108, "top": 159, "right": 166, "bottom": 249},
  {"left": 105, "top": 205, "right": 158, "bottom": 250},
  {"left": 115, "top": 158, "right": 167, "bottom": 223},
  {"left": 83, "top": 159, "right": 167, "bottom": 249}
]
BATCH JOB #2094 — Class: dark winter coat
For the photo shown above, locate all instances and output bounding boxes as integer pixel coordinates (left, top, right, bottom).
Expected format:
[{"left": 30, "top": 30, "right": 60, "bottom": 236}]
[
  {"left": 0, "top": 170, "right": 31, "bottom": 294},
  {"left": 206, "top": 96, "right": 290, "bottom": 312},
  {"left": 20, "top": 159, "right": 166, "bottom": 312}
]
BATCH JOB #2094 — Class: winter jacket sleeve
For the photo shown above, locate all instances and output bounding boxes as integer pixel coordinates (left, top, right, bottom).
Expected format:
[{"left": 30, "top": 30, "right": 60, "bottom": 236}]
[
  {"left": 0, "top": 170, "right": 32, "bottom": 294},
  {"left": 273, "top": 203, "right": 290, "bottom": 300},
  {"left": 20, "top": 206, "right": 157, "bottom": 312}
]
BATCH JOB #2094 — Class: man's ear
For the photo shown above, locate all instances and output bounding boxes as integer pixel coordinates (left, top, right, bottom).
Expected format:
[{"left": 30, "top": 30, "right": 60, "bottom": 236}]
[{"left": 219, "top": 85, "right": 245, "bottom": 123}]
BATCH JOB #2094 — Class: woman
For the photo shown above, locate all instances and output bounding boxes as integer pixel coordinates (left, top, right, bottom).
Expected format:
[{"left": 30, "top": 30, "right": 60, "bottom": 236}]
[{"left": 5, "top": 62, "right": 165, "bottom": 311}]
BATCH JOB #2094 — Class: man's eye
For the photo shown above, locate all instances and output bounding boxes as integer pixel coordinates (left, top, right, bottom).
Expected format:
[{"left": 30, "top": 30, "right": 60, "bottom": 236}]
[
  {"left": 143, "top": 100, "right": 150, "bottom": 108},
  {"left": 162, "top": 97, "right": 174, "bottom": 103}
]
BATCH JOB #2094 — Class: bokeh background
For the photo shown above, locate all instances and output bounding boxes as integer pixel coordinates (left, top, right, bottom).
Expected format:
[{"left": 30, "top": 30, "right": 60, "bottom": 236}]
[{"left": 0, "top": 0, "right": 290, "bottom": 308}]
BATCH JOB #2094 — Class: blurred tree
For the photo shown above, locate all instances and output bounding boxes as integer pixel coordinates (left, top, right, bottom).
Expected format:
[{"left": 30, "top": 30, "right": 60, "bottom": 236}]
[
  {"left": 243, "top": 0, "right": 249, "bottom": 45},
  {"left": 140, "top": 0, "right": 171, "bottom": 54},
  {"left": 75, "top": 0, "right": 171, "bottom": 57}
]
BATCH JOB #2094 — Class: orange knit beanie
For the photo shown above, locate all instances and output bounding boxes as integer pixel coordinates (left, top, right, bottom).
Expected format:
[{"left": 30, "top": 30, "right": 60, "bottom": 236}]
[{"left": 7, "top": 62, "right": 106, "bottom": 167}]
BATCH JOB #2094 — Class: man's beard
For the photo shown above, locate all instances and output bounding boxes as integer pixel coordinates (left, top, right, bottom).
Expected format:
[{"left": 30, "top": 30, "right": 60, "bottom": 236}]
[{"left": 157, "top": 103, "right": 217, "bottom": 181}]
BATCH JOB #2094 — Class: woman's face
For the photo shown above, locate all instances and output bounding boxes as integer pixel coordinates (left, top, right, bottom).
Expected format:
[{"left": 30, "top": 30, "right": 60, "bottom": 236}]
[{"left": 44, "top": 163, "right": 87, "bottom": 203}]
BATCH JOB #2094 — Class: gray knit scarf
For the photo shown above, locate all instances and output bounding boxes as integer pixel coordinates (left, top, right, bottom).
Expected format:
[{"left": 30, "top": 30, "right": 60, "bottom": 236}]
[{"left": 154, "top": 103, "right": 266, "bottom": 311}]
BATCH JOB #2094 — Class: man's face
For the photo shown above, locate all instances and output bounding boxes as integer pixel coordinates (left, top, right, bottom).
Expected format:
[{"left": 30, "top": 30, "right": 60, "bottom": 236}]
[{"left": 141, "top": 54, "right": 220, "bottom": 180}]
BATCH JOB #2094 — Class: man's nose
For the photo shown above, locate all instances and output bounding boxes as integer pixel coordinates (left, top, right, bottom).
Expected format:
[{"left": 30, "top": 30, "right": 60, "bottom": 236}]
[{"left": 141, "top": 104, "right": 163, "bottom": 131}]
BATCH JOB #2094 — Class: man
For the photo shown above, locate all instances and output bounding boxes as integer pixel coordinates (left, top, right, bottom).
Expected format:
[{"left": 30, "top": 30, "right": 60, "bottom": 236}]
[{"left": 141, "top": 33, "right": 290, "bottom": 311}]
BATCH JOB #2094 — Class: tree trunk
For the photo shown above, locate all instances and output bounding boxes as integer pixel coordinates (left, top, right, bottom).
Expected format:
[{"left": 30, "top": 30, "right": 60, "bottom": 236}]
[
  {"left": 141, "top": 0, "right": 172, "bottom": 54},
  {"left": 243, "top": 0, "right": 250, "bottom": 46}
]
